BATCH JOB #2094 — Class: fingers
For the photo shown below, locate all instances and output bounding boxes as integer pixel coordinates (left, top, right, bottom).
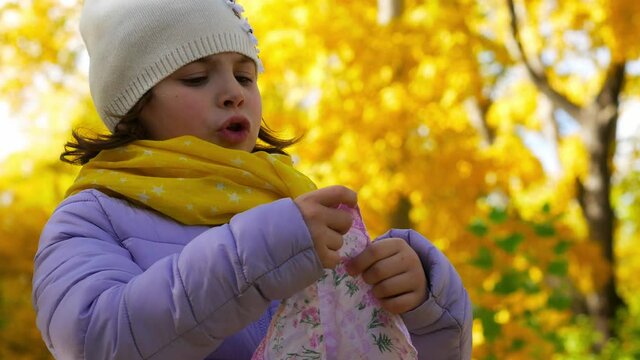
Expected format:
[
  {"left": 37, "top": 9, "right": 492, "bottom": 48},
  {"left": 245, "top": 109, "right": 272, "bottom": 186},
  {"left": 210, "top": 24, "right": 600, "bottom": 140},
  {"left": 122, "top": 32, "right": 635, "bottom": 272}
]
[
  {"left": 378, "top": 290, "right": 426, "bottom": 315},
  {"left": 371, "top": 270, "right": 427, "bottom": 314},
  {"left": 359, "top": 255, "right": 406, "bottom": 286},
  {"left": 302, "top": 185, "right": 358, "bottom": 208},
  {"left": 309, "top": 225, "right": 343, "bottom": 251},
  {"left": 370, "top": 272, "right": 416, "bottom": 299},
  {"left": 315, "top": 244, "right": 341, "bottom": 269},
  {"left": 346, "top": 238, "right": 428, "bottom": 314},
  {"left": 347, "top": 238, "right": 402, "bottom": 277},
  {"left": 294, "top": 186, "right": 358, "bottom": 269},
  {"left": 305, "top": 204, "right": 354, "bottom": 235},
  {"left": 304, "top": 217, "right": 343, "bottom": 268},
  {"left": 325, "top": 207, "right": 353, "bottom": 234}
]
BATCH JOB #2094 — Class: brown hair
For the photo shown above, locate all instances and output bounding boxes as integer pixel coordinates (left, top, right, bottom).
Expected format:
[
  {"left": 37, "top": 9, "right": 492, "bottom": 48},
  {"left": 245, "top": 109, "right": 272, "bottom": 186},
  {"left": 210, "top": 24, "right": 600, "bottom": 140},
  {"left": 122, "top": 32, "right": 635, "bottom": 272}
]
[{"left": 61, "top": 92, "right": 301, "bottom": 165}]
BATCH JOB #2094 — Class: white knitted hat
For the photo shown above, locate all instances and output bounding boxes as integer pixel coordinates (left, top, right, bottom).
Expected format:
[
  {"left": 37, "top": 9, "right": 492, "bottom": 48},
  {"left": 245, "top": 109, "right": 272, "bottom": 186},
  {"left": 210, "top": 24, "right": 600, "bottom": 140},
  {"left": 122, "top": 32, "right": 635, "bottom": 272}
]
[{"left": 80, "top": 0, "right": 262, "bottom": 132}]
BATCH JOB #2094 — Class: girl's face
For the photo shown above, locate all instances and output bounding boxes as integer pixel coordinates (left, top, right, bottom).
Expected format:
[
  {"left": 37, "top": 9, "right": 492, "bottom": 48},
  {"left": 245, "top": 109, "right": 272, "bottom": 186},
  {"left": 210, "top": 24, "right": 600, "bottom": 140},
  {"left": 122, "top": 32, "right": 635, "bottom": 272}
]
[{"left": 140, "top": 52, "right": 262, "bottom": 152}]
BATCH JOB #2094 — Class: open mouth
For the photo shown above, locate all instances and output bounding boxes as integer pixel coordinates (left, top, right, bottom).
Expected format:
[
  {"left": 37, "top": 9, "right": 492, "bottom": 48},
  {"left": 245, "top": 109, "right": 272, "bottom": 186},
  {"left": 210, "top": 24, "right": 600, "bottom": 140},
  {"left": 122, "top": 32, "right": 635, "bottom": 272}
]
[
  {"left": 218, "top": 116, "right": 251, "bottom": 144},
  {"left": 220, "top": 116, "right": 250, "bottom": 133},
  {"left": 226, "top": 121, "right": 246, "bottom": 132}
]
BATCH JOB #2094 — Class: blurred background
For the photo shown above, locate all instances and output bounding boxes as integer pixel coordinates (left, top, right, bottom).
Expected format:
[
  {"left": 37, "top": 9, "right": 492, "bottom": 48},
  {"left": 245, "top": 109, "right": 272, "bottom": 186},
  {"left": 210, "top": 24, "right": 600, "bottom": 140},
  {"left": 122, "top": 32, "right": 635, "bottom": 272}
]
[{"left": 1, "top": 0, "right": 639, "bottom": 358}]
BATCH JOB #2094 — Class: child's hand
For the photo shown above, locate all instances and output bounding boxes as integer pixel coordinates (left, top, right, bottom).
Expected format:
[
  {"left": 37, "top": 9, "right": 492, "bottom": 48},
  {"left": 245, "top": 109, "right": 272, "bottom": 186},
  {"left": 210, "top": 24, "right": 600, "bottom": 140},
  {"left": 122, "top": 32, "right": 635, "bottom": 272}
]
[
  {"left": 294, "top": 186, "right": 357, "bottom": 269},
  {"left": 346, "top": 238, "right": 427, "bottom": 314}
]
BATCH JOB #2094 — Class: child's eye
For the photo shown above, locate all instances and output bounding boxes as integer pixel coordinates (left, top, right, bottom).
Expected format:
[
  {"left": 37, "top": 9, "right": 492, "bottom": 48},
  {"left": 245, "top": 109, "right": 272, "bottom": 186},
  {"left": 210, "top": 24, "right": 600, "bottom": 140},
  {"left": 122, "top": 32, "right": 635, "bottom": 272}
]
[
  {"left": 181, "top": 76, "right": 208, "bottom": 86},
  {"left": 235, "top": 75, "right": 254, "bottom": 85}
]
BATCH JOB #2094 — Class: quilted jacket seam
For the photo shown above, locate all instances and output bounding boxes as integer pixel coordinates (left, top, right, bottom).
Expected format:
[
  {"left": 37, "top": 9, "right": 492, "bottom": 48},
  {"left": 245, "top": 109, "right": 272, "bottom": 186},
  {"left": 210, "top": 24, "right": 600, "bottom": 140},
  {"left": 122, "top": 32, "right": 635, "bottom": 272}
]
[{"left": 146, "top": 245, "right": 315, "bottom": 358}]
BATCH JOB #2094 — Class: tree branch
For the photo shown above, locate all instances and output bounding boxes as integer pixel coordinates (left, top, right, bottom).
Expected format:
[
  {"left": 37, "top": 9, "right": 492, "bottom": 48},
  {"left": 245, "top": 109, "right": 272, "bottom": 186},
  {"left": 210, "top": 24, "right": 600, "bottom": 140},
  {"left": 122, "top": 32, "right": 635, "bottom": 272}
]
[
  {"left": 595, "top": 62, "right": 627, "bottom": 122},
  {"left": 377, "top": 0, "right": 404, "bottom": 25},
  {"left": 506, "top": 0, "right": 582, "bottom": 120}
]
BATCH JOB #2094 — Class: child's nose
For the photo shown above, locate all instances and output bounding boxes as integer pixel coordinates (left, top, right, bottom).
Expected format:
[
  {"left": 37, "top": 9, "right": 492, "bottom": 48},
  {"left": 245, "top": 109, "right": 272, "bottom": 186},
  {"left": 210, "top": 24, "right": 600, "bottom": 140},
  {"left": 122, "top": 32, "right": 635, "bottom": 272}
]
[{"left": 216, "top": 77, "right": 244, "bottom": 108}]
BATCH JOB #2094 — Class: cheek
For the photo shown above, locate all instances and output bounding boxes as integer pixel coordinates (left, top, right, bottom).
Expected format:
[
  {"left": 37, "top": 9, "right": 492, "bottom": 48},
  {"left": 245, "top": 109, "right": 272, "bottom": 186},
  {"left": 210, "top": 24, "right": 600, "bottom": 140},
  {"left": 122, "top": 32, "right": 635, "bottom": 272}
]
[
  {"left": 142, "top": 94, "right": 209, "bottom": 139},
  {"left": 250, "top": 92, "right": 263, "bottom": 125},
  {"left": 168, "top": 95, "right": 207, "bottom": 118},
  {"left": 159, "top": 95, "right": 212, "bottom": 134}
]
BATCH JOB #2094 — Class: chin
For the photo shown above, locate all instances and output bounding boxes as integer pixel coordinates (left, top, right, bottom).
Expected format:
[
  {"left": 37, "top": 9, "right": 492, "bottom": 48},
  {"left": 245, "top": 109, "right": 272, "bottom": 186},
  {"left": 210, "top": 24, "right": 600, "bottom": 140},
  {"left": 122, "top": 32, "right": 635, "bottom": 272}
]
[
  {"left": 224, "top": 142, "right": 256, "bottom": 152},
  {"left": 241, "top": 143, "right": 258, "bottom": 152}
]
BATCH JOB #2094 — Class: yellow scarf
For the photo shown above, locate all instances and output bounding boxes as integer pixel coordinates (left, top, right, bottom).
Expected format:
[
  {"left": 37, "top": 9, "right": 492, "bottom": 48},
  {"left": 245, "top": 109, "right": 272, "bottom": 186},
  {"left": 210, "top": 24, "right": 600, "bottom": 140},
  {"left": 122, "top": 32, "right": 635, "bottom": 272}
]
[{"left": 66, "top": 136, "right": 317, "bottom": 225}]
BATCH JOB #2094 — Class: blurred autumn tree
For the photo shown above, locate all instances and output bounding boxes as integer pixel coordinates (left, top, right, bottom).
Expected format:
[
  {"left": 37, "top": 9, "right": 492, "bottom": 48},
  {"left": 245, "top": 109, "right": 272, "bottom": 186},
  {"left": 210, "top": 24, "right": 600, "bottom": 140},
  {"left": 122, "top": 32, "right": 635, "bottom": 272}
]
[
  {"left": 245, "top": 0, "right": 640, "bottom": 357},
  {"left": 0, "top": 1, "right": 91, "bottom": 358},
  {"left": 1, "top": 0, "right": 639, "bottom": 359}
]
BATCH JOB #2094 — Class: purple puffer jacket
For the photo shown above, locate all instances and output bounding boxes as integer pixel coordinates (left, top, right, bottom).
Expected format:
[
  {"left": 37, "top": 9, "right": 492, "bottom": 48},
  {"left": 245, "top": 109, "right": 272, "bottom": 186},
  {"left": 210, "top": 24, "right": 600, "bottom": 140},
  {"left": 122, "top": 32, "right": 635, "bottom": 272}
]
[{"left": 33, "top": 189, "right": 472, "bottom": 359}]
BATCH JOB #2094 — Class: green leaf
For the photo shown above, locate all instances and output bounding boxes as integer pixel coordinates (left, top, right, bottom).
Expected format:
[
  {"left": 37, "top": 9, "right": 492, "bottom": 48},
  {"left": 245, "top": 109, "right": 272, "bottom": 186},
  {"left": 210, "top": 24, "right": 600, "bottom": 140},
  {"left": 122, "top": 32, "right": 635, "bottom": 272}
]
[
  {"left": 495, "top": 232, "right": 524, "bottom": 254},
  {"left": 547, "top": 291, "right": 571, "bottom": 310},
  {"left": 493, "top": 270, "right": 523, "bottom": 294},
  {"left": 547, "top": 259, "right": 568, "bottom": 276},
  {"left": 474, "top": 307, "right": 502, "bottom": 342},
  {"left": 522, "top": 278, "right": 541, "bottom": 294},
  {"left": 468, "top": 218, "right": 488, "bottom": 237},
  {"left": 472, "top": 246, "right": 494, "bottom": 269},
  {"left": 523, "top": 310, "right": 541, "bottom": 331},
  {"left": 553, "top": 240, "right": 571, "bottom": 254},
  {"left": 542, "top": 202, "right": 551, "bottom": 214},
  {"left": 489, "top": 207, "right": 508, "bottom": 224},
  {"left": 511, "top": 338, "right": 525, "bottom": 351},
  {"left": 533, "top": 222, "right": 555, "bottom": 237}
]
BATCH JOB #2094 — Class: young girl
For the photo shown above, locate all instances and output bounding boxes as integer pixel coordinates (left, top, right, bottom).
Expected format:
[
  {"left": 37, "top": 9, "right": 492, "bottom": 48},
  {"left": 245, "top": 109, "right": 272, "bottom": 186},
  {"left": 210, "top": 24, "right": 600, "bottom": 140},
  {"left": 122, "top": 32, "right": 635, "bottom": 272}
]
[{"left": 32, "top": 0, "right": 472, "bottom": 359}]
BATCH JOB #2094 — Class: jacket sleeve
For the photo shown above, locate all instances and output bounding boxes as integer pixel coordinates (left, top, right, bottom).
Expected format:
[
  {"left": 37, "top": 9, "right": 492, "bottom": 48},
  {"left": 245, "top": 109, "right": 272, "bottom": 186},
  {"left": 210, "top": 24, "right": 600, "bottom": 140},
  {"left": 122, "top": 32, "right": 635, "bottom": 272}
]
[
  {"left": 32, "top": 191, "right": 323, "bottom": 360},
  {"left": 375, "top": 229, "right": 473, "bottom": 360}
]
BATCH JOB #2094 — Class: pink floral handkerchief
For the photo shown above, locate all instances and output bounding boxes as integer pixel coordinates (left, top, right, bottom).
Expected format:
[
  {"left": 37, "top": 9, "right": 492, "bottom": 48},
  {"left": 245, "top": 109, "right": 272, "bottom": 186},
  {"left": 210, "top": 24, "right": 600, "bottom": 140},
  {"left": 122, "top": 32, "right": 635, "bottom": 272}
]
[{"left": 252, "top": 206, "right": 418, "bottom": 359}]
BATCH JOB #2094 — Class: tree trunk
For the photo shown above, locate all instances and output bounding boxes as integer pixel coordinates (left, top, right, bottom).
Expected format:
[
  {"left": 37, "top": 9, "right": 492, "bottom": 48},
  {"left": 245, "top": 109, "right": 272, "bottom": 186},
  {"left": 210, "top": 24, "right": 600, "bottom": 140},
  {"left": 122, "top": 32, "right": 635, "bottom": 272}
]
[
  {"left": 507, "top": 0, "right": 627, "bottom": 346},
  {"left": 576, "top": 63, "right": 626, "bottom": 342},
  {"left": 391, "top": 195, "right": 413, "bottom": 229},
  {"left": 377, "top": 0, "right": 404, "bottom": 25},
  {"left": 378, "top": 0, "right": 411, "bottom": 231}
]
